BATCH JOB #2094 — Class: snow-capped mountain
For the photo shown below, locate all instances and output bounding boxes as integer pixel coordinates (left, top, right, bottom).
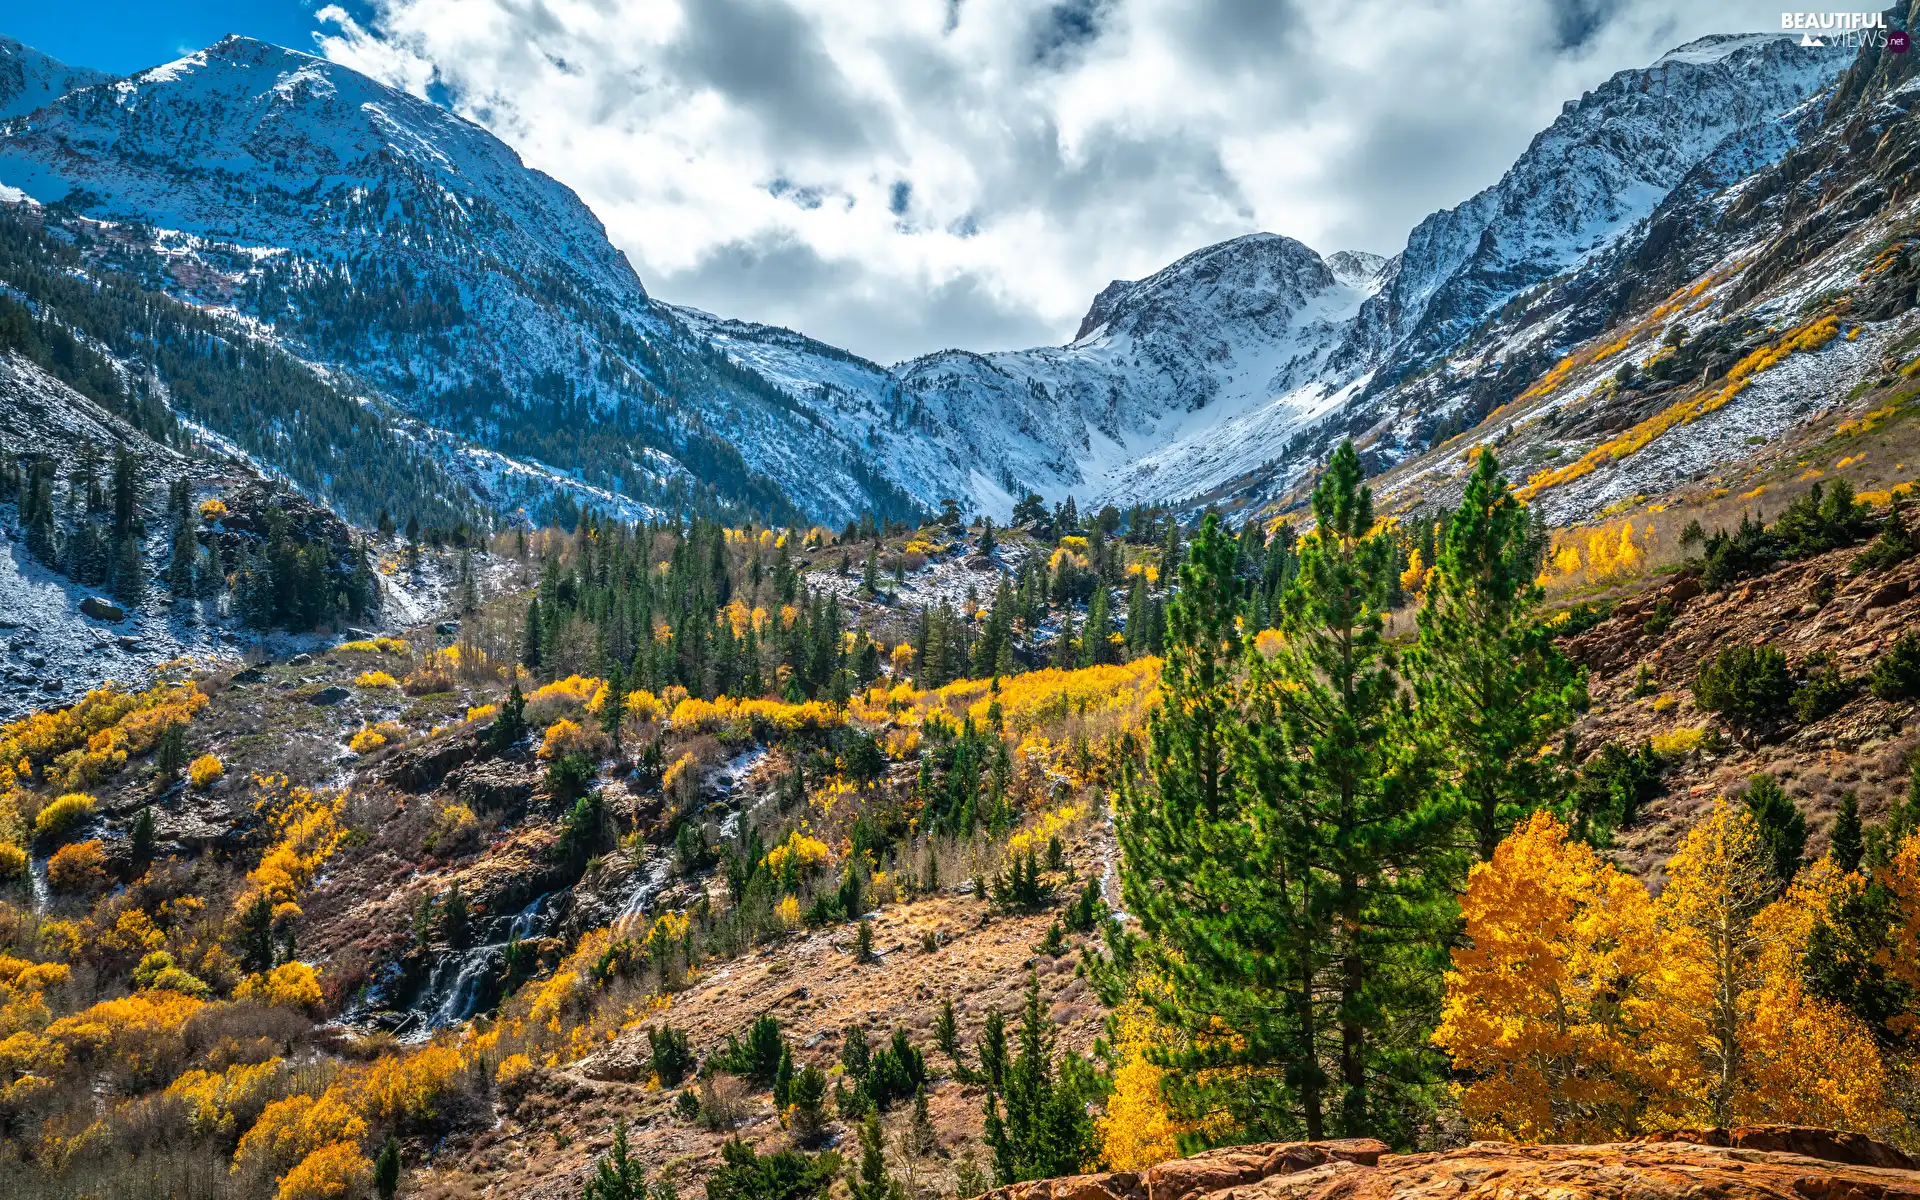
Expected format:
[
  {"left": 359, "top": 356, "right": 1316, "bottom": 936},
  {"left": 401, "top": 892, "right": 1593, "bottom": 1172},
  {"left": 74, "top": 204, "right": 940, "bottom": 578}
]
[
  {"left": 684, "top": 33, "right": 1847, "bottom": 518},
  {"left": 0, "top": 28, "right": 1859, "bottom": 530},
  {"left": 0, "top": 35, "right": 923, "bottom": 527},
  {"left": 1355, "top": 32, "right": 1846, "bottom": 376},
  {"left": 0, "top": 36, "right": 108, "bottom": 123}
]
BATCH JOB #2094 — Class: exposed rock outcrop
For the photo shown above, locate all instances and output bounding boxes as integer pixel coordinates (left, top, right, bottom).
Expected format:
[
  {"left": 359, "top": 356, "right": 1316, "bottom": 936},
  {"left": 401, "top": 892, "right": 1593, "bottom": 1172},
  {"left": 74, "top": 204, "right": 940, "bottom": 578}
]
[{"left": 981, "top": 1129, "right": 1920, "bottom": 1200}]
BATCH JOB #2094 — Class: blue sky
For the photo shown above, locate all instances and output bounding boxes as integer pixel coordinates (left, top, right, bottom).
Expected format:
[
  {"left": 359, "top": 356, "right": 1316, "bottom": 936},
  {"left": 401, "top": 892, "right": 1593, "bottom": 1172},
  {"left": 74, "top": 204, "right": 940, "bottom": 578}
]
[{"left": 5, "top": 0, "right": 370, "bottom": 75}]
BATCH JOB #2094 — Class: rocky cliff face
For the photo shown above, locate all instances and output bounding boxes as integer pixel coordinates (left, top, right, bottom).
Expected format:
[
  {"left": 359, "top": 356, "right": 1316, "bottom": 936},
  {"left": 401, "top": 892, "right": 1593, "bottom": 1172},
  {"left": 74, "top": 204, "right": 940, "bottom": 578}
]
[{"left": 977, "top": 1129, "right": 1916, "bottom": 1200}]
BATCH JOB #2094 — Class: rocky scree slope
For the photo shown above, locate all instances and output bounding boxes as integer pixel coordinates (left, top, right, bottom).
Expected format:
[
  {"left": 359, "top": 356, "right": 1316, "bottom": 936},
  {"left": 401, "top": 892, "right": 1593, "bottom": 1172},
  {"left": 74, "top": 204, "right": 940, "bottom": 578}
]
[
  {"left": 1296, "top": 20, "right": 1920, "bottom": 529},
  {"left": 0, "top": 35, "right": 923, "bottom": 527}
]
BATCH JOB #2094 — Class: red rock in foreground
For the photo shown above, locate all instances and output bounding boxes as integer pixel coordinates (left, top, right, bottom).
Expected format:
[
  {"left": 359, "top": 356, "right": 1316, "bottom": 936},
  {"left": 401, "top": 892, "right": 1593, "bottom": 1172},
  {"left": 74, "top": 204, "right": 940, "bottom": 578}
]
[{"left": 981, "top": 1127, "right": 1920, "bottom": 1200}]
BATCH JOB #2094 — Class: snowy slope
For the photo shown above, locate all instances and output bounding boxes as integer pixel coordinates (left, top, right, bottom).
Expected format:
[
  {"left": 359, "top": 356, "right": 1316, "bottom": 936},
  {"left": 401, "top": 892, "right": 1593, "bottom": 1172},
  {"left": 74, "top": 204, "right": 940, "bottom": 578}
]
[
  {"left": 1362, "top": 33, "right": 1846, "bottom": 370},
  {"left": 683, "top": 34, "right": 1845, "bottom": 520},
  {"left": 0, "top": 36, "right": 922, "bottom": 527},
  {"left": 0, "top": 36, "right": 110, "bottom": 122}
]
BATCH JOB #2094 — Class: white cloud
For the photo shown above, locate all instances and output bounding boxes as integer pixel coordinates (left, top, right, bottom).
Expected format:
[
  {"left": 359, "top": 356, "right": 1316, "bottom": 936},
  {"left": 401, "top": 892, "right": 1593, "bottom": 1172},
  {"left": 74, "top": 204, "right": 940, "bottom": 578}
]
[{"left": 317, "top": 0, "right": 1794, "bottom": 365}]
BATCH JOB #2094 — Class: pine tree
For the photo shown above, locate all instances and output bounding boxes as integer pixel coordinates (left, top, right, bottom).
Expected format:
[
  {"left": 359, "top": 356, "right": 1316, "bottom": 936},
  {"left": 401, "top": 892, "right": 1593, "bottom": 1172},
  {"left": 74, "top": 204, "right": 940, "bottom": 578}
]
[
  {"left": 522, "top": 598, "right": 543, "bottom": 669},
  {"left": 847, "top": 1113, "right": 905, "bottom": 1200},
  {"left": 862, "top": 546, "right": 880, "bottom": 597},
  {"left": 130, "top": 806, "right": 156, "bottom": 869},
  {"left": 1080, "top": 586, "right": 1112, "bottom": 667},
  {"left": 583, "top": 1119, "right": 656, "bottom": 1200},
  {"left": 374, "top": 1135, "right": 402, "bottom": 1200},
  {"left": 1408, "top": 448, "right": 1585, "bottom": 861},
  {"left": 491, "top": 678, "right": 528, "bottom": 752},
  {"left": 989, "top": 972, "right": 1095, "bottom": 1182},
  {"left": 155, "top": 722, "right": 187, "bottom": 779},
  {"left": 1830, "top": 792, "right": 1864, "bottom": 873},
  {"left": 1742, "top": 773, "right": 1806, "bottom": 891},
  {"left": 1261, "top": 440, "right": 1455, "bottom": 1137}
]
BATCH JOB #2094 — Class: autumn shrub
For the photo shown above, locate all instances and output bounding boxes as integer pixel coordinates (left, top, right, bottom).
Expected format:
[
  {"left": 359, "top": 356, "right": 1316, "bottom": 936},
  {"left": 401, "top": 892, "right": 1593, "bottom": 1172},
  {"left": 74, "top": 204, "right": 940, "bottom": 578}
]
[
  {"left": 235, "top": 962, "right": 324, "bottom": 1012},
  {"left": 1650, "top": 727, "right": 1708, "bottom": 757},
  {"left": 0, "top": 843, "right": 25, "bottom": 883},
  {"left": 1693, "top": 643, "right": 1795, "bottom": 724},
  {"left": 47, "top": 840, "right": 108, "bottom": 892},
  {"left": 164, "top": 1056, "right": 285, "bottom": 1136},
  {"left": 198, "top": 497, "right": 228, "bottom": 521},
  {"left": 354, "top": 671, "right": 400, "bottom": 689},
  {"left": 1870, "top": 631, "right": 1920, "bottom": 701},
  {"left": 188, "top": 753, "right": 225, "bottom": 788},
  {"left": 132, "top": 950, "right": 211, "bottom": 998},
  {"left": 425, "top": 802, "right": 481, "bottom": 856},
  {"left": 234, "top": 1091, "right": 369, "bottom": 1182},
  {"left": 538, "top": 718, "right": 607, "bottom": 761},
  {"left": 352, "top": 1042, "right": 467, "bottom": 1131},
  {"left": 33, "top": 792, "right": 96, "bottom": 843},
  {"left": 275, "top": 1140, "right": 372, "bottom": 1200}
]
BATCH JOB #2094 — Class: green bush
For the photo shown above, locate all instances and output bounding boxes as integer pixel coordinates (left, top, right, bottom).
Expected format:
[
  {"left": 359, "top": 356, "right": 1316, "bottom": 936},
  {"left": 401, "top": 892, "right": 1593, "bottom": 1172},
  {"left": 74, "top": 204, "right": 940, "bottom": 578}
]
[
  {"left": 1693, "top": 643, "right": 1795, "bottom": 723},
  {"left": 1791, "top": 653, "right": 1853, "bottom": 722},
  {"left": 1870, "top": 632, "right": 1920, "bottom": 702}
]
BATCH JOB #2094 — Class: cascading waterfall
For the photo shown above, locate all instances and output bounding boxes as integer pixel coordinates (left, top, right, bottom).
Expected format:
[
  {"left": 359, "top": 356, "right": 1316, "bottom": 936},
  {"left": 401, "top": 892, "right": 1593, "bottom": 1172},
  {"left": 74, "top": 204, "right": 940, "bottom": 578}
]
[{"left": 406, "top": 891, "right": 551, "bottom": 1039}]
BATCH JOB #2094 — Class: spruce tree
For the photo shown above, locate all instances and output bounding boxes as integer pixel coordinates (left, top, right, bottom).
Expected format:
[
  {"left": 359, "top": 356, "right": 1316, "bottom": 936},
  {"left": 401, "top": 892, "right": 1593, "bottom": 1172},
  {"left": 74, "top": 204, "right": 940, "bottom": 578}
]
[
  {"left": 130, "top": 806, "right": 155, "bottom": 869},
  {"left": 988, "top": 972, "right": 1094, "bottom": 1182},
  {"left": 374, "top": 1135, "right": 402, "bottom": 1200},
  {"left": 1831, "top": 792, "right": 1864, "bottom": 873},
  {"left": 1743, "top": 772, "right": 1806, "bottom": 890},
  {"left": 1408, "top": 449, "right": 1586, "bottom": 861},
  {"left": 1079, "top": 586, "right": 1112, "bottom": 667},
  {"left": 1259, "top": 439, "right": 1454, "bottom": 1138},
  {"left": 522, "top": 598, "right": 543, "bottom": 669},
  {"left": 847, "top": 1113, "right": 905, "bottom": 1200}
]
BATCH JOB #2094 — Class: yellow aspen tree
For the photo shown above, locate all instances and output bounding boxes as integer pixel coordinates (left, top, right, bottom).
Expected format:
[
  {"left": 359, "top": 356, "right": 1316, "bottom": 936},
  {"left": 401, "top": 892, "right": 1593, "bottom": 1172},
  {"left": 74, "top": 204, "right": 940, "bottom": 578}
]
[
  {"left": 1881, "top": 830, "right": 1920, "bottom": 1033},
  {"left": 1097, "top": 1001, "right": 1188, "bottom": 1170},
  {"left": 1735, "top": 857, "right": 1897, "bottom": 1133},
  {"left": 1647, "top": 799, "right": 1779, "bottom": 1128},
  {"left": 1432, "top": 811, "right": 1661, "bottom": 1142}
]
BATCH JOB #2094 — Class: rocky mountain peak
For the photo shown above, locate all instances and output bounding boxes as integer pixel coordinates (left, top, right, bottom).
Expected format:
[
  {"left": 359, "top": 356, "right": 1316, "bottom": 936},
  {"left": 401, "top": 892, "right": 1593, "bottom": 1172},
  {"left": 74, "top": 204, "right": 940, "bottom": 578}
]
[{"left": 0, "top": 36, "right": 109, "bottom": 122}]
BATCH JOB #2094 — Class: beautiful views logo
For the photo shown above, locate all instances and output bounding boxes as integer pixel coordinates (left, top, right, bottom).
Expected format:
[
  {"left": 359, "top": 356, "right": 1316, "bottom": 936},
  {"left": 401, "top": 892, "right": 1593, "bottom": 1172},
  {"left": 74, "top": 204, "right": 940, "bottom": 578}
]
[{"left": 1780, "top": 10, "right": 1902, "bottom": 49}]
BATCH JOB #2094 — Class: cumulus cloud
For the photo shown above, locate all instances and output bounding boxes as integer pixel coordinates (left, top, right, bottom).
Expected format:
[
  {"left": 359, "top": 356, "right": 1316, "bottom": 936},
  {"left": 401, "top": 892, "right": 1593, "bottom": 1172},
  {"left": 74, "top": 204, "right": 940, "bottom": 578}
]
[{"left": 316, "top": 0, "right": 1793, "bottom": 365}]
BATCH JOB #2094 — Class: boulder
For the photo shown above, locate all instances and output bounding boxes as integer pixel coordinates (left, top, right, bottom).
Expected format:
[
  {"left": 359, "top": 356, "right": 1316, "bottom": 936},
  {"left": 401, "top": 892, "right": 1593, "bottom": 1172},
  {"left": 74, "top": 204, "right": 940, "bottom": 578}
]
[
  {"left": 80, "top": 596, "right": 125, "bottom": 621},
  {"left": 308, "top": 685, "right": 351, "bottom": 706}
]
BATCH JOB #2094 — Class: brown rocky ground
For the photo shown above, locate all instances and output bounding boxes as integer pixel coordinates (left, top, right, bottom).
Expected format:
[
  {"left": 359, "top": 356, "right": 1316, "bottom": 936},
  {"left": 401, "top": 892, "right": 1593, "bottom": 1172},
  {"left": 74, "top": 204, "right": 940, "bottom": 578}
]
[
  {"left": 1559, "top": 541, "right": 1919, "bottom": 881},
  {"left": 982, "top": 1128, "right": 1919, "bottom": 1200},
  {"left": 412, "top": 878, "right": 1112, "bottom": 1200}
]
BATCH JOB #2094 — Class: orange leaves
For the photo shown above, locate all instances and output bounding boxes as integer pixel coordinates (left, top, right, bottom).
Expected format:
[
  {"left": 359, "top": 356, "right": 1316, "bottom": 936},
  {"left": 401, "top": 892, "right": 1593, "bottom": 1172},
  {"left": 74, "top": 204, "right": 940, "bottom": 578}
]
[
  {"left": 238, "top": 778, "right": 347, "bottom": 912},
  {"left": 235, "top": 962, "right": 324, "bottom": 1011},
  {"left": 235, "top": 1091, "right": 369, "bottom": 1180},
  {"left": 46, "top": 841, "right": 107, "bottom": 893},
  {"left": 273, "top": 1141, "right": 373, "bottom": 1200},
  {"left": 1434, "top": 811, "right": 1659, "bottom": 1143},
  {"left": 1441, "top": 806, "right": 1904, "bottom": 1142}
]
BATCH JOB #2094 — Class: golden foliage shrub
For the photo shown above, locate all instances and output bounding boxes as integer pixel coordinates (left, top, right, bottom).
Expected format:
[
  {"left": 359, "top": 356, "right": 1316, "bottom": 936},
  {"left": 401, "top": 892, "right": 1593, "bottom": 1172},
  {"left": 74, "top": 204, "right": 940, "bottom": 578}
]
[
  {"left": 238, "top": 778, "right": 348, "bottom": 911},
  {"left": 33, "top": 793, "right": 96, "bottom": 842},
  {"left": 188, "top": 753, "right": 225, "bottom": 788},
  {"left": 198, "top": 497, "right": 228, "bottom": 520},
  {"left": 353, "top": 671, "right": 399, "bottom": 689},
  {"left": 350, "top": 1042, "right": 464, "bottom": 1127},
  {"left": 165, "top": 1057, "right": 284, "bottom": 1135},
  {"left": 46, "top": 840, "right": 107, "bottom": 893},
  {"left": 0, "top": 843, "right": 24, "bottom": 883},
  {"left": 234, "top": 1092, "right": 369, "bottom": 1180},
  {"left": 235, "top": 962, "right": 324, "bottom": 1011},
  {"left": 274, "top": 1141, "right": 372, "bottom": 1200}
]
